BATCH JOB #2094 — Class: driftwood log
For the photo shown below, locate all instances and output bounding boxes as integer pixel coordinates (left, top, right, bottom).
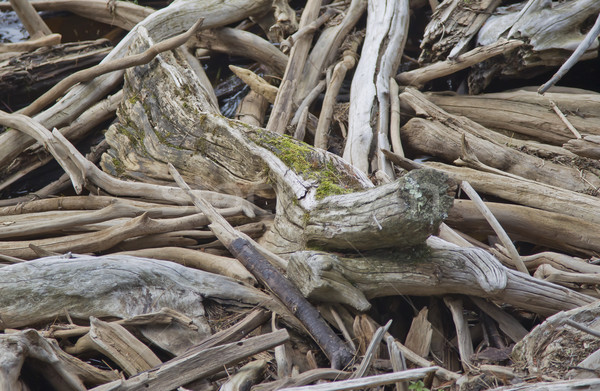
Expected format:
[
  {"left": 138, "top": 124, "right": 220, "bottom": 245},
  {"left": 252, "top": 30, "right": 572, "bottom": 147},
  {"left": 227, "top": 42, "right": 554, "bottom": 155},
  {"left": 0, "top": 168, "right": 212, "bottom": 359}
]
[
  {"left": 286, "top": 236, "right": 595, "bottom": 316},
  {"left": 427, "top": 88, "right": 600, "bottom": 146},
  {"left": 0, "top": 254, "right": 297, "bottom": 331}
]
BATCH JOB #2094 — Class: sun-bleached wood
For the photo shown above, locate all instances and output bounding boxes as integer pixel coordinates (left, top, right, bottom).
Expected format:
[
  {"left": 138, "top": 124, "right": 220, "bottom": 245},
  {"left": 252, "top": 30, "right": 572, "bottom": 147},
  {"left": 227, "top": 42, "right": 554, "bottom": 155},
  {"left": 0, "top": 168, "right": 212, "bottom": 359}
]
[
  {"left": 90, "top": 329, "right": 289, "bottom": 391},
  {"left": 344, "top": 0, "right": 408, "bottom": 175},
  {"left": 427, "top": 88, "right": 600, "bottom": 146}
]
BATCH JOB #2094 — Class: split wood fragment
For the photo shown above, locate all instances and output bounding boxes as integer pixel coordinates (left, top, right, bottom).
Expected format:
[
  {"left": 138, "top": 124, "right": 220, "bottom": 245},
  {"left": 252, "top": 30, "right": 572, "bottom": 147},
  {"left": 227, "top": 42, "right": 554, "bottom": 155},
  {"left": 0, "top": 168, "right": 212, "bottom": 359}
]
[{"left": 90, "top": 329, "right": 290, "bottom": 391}]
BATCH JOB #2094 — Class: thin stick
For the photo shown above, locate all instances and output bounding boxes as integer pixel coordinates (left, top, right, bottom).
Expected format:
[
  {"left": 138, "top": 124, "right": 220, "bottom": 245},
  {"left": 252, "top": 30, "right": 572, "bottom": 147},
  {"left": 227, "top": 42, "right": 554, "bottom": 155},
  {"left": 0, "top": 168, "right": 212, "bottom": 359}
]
[
  {"left": 539, "top": 11, "right": 600, "bottom": 94},
  {"left": 351, "top": 320, "right": 392, "bottom": 379},
  {"left": 460, "top": 181, "right": 528, "bottom": 274},
  {"left": 21, "top": 18, "right": 204, "bottom": 116},
  {"left": 549, "top": 100, "right": 582, "bottom": 139},
  {"left": 0, "top": 33, "right": 61, "bottom": 53},
  {"left": 314, "top": 33, "right": 360, "bottom": 149},
  {"left": 280, "top": 8, "right": 336, "bottom": 54},
  {"left": 294, "top": 106, "right": 309, "bottom": 141},
  {"left": 565, "top": 319, "right": 600, "bottom": 339},
  {"left": 389, "top": 77, "right": 404, "bottom": 157},
  {"left": 277, "top": 367, "right": 438, "bottom": 391},
  {"left": 291, "top": 79, "right": 326, "bottom": 126},
  {"left": 396, "top": 39, "right": 523, "bottom": 87}
]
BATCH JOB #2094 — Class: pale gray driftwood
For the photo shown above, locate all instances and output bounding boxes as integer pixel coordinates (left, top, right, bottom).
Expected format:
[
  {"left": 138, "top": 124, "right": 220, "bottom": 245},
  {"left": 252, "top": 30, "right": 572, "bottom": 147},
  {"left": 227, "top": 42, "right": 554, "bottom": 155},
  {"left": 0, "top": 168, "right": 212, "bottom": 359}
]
[
  {"left": 287, "top": 237, "right": 595, "bottom": 316},
  {"left": 0, "top": 254, "right": 295, "bottom": 331},
  {"left": 277, "top": 367, "right": 438, "bottom": 391},
  {"left": 400, "top": 88, "right": 600, "bottom": 194}
]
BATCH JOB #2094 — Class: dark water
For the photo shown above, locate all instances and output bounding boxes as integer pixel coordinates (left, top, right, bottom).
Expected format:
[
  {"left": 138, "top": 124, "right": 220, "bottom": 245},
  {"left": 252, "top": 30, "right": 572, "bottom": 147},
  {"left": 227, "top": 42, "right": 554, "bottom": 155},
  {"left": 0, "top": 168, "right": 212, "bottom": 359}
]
[{"left": 0, "top": 11, "right": 28, "bottom": 43}]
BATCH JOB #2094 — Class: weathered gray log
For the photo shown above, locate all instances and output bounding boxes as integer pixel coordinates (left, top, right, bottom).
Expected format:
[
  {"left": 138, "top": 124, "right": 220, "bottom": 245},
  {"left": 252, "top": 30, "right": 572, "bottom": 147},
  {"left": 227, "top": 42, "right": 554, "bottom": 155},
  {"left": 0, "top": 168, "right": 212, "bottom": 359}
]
[
  {"left": 286, "top": 237, "right": 595, "bottom": 316},
  {"left": 0, "top": 254, "right": 297, "bottom": 331},
  {"left": 424, "top": 162, "right": 600, "bottom": 226},
  {"left": 448, "top": 199, "right": 600, "bottom": 256},
  {"left": 0, "top": 0, "right": 273, "bottom": 180},
  {"left": 300, "top": 169, "right": 455, "bottom": 252},
  {"left": 0, "top": 0, "right": 154, "bottom": 30},
  {"left": 102, "top": 29, "right": 454, "bottom": 255},
  {"left": 400, "top": 88, "right": 600, "bottom": 194},
  {"left": 0, "top": 39, "right": 111, "bottom": 113}
]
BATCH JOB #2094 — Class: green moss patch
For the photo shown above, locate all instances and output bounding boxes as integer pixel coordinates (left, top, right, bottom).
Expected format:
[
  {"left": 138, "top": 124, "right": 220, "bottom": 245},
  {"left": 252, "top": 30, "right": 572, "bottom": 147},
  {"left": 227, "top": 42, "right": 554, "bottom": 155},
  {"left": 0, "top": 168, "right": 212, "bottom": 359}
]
[{"left": 252, "top": 130, "right": 362, "bottom": 199}]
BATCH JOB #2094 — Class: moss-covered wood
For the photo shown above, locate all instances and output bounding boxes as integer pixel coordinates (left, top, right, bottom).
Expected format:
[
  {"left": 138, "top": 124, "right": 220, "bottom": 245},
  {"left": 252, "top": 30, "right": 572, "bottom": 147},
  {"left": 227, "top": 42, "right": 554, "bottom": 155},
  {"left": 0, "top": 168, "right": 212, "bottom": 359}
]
[{"left": 102, "top": 30, "right": 455, "bottom": 254}]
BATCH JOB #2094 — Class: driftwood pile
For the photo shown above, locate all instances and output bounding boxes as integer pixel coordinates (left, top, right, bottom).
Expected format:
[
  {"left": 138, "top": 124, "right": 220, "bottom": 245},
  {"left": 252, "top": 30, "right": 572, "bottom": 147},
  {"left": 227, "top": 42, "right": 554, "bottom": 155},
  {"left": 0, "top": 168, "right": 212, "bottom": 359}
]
[{"left": 1, "top": 0, "right": 600, "bottom": 389}]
